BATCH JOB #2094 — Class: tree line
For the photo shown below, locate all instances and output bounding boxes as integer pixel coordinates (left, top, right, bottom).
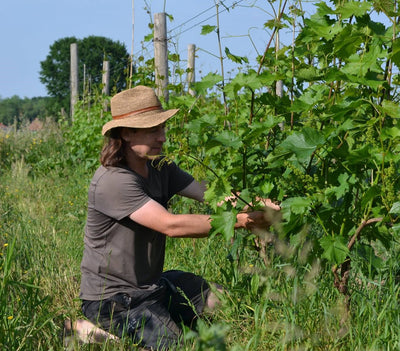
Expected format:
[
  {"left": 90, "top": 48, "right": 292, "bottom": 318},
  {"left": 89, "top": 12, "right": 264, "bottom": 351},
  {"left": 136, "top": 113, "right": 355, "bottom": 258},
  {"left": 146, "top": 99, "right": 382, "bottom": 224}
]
[
  {"left": 0, "top": 96, "right": 49, "bottom": 127},
  {"left": 0, "top": 35, "right": 130, "bottom": 127}
]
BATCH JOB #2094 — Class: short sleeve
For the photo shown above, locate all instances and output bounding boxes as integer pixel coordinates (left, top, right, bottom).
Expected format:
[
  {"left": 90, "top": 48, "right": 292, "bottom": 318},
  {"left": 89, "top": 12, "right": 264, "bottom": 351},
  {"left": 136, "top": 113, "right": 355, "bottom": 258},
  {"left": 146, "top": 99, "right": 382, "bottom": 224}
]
[
  {"left": 90, "top": 167, "right": 151, "bottom": 220},
  {"left": 166, "top": 161, "right": 194, "bottom": 198}
]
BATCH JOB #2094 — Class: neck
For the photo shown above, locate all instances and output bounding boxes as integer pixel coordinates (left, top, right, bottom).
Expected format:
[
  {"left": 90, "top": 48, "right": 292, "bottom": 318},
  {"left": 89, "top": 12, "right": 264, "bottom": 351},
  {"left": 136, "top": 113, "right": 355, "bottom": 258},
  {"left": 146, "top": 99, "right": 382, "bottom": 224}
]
[{"left": 126, "top": 157, "right": 148, "bottom": 178}]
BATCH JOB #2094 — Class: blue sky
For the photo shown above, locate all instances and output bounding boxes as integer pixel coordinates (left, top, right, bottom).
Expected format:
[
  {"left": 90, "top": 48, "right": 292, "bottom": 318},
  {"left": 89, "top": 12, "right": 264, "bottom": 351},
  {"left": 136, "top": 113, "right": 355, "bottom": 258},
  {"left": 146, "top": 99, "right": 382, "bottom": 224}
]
[{"left": 0, "top": 0, "right": 316, "bottom": 99}]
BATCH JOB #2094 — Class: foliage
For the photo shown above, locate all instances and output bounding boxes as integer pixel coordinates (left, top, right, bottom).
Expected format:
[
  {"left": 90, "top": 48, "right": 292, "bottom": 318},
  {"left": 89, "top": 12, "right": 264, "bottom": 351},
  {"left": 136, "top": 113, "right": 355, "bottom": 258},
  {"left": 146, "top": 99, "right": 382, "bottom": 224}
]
[
  {"left": 63, "top": 92, "right": 108, "bottom": 172},
  {"left": 164, "top": 0, "right": 400, "bottom": 310},
  {"left": 2, "top": 125, "right": 400, "bottom": 350},
  {"left": 0, "top": 120, "right": 65, "bottom": 178},
  {"left": 0, "top": 95, "right": 50, "bottom": 126},
  {"left": 0, "top": 126, "right": 85, "bottom": 350},
  {"left": 1, "top": 0, "right": 400, "bottom": 349},
  {"left": 39, "top": 36, "right": 130, "bottom": 116}
]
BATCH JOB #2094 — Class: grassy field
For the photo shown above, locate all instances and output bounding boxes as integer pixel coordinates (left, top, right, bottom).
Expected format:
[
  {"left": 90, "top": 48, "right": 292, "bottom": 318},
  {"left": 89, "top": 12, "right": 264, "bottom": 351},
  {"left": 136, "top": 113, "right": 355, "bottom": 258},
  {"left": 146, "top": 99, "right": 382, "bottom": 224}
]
[{"left": 1, "top": 125, "right": 400, "bottom": 350}]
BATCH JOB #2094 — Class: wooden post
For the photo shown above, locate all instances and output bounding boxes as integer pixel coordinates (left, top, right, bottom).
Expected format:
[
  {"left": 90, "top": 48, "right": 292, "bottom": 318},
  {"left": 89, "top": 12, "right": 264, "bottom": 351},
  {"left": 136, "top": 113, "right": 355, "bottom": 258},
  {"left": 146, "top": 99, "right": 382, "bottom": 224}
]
[
  {"left": 275, "top": 31, "right": 284, "bottom": 130},
  {"left": 187, "top": 44, "right": 196, "bottom": 96},
  {"left": 129, "top": 0, "right": 135, "bottom": 88},
  {"left": 70, "top": 43, "right": 79, "bottom": 119},
  {"left": 154, "top": 12, "right": 169, "bottom": 101},
  {"left": 102, "top": 61, "right": 110, "bottom": 113},
  {"left": 102, "top": 61, "right": 110, "bottom": 96},
  {"left": 275, "top": 31, "right": 283, "bottom": 99},
  {"left": 83, "top": 64, "right": 86, "bottom": 95}
]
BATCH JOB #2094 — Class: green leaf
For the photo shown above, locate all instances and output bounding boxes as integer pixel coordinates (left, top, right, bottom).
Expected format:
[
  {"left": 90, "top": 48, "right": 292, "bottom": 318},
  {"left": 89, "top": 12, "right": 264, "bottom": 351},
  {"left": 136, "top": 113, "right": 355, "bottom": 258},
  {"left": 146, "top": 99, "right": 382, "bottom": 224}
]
[
  {"left": 303, "top": 9, "right": 337, "bottom": 41},
  {"left": 381, "top": 100, "right": 400, "bottom": 119},
  {"left": 334, "top": 27, "right": 364, "bottom": 58},
  {"left": 282, "top": 197, "right": 312, "bottom": 215},
  {"left": 213, "top": 130, "right": 243, "bottom": 149},
  {"left": 201, "top": 25, "right": 216, "bottom": 35},
  {"left": 144, "top": 33, "right": 153, "bottom": 42},
  {"left": 296, "top": 67, "right": 321, "bottom": 81},
  {"left": 340, "top": 47, "right": 384, "bottom": 77},
  {"left": 263, "top": 18, "right": 286, "bottom": 30},
  {"left": 389, "top": 202, "right": 400, "bottom": 214},
  {"left": 224, "top": 47, "right": 249, "bottom": 64},
  {"left": 185, "top": 114, "right": 217, "bottom": 133},
  {"left": 381, "top": 126, "right": 400, "bottom": 141},
  {"left": 193, "top": 73, "right": 223, "bottom": 94},
  {"left": 245, "top": 117, "right": 284, "bottom": 140},
  {"left": 227, "top": 71, "right": 264, "bottom": 92},
  {"left": 291, "top": 85, "right": 330, "bottom": 113},
  {"left": 224, "top": 71, "right": 264, "bottom": 97},
  {"left": 210, "top": 211, "right": 237, "bottom": 241},
  {"left": 277, "top": 127, "right": 325, "bottom": 163},
  {"left": 325, "top": 173, "right": 353, "bottom": 200},
  {"left": 391, "top": 38, "right": 400, "bottom": 67},
  {"left": 320, "top": 236, "right": 349, "bottom": 264},
  {"left": 373, "top": 0, "right": 399, "bottom": 17},
  {"left": 347, "top": 144, "right": 374, "bottom": 164},
  {"left": 360, "top": 185, "right": 380, "bottom": 209},
  {"left": 204, "top": 177, "right": 232, "bottom": 211},
  {"left": 392, "top": 223, "right": 400, "bottom": 235},
  {"left": 335, "top": 1, "right": 371, "bottom": 19}
]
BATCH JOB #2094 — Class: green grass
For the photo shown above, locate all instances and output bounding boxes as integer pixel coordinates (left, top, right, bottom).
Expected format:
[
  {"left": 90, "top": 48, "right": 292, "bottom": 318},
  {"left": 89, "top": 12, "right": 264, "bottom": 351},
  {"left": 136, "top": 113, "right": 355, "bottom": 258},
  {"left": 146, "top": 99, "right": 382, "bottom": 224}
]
[{"left": 1, "top": 126, "right": 400, "bottom": 350}]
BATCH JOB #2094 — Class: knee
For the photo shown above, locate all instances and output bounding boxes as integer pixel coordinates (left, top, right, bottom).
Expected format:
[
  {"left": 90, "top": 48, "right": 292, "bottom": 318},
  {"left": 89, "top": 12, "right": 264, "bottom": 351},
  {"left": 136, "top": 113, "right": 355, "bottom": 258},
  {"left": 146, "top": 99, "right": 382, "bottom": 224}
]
[{"left": 205, "top": 285, "right": 224, "bottom": 311}]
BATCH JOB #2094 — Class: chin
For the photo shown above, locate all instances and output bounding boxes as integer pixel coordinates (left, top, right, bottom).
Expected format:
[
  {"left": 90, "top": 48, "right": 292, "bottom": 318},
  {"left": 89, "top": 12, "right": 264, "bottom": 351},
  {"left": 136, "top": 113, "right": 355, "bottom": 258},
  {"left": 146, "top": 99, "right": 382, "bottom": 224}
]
[{"left": 146, "top": 154, "right": 162, "bottom": 160}]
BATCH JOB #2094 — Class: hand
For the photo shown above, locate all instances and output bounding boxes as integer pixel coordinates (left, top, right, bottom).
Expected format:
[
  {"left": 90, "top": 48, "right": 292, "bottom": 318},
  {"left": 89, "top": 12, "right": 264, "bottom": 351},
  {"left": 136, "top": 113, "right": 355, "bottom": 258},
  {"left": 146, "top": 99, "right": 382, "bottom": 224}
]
[
  {"left": 236, "top": 211, "right": 271, "bottom": 231},
  {"left": 256, "top": 197, "right": 281, "bottom": 211},
  {"left": 219, "top": 194, "right": 281, "bottom": 211},
  {"left": 236, "top": 199, "right": 281, "bottom": 231}
]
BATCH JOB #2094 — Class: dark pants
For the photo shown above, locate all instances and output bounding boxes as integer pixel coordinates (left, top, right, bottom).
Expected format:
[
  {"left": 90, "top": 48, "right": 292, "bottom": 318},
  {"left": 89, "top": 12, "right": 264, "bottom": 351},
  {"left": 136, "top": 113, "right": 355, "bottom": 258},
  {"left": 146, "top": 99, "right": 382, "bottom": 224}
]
[{"left": 81, "top": 270, "right": 211, "bottom": 350}]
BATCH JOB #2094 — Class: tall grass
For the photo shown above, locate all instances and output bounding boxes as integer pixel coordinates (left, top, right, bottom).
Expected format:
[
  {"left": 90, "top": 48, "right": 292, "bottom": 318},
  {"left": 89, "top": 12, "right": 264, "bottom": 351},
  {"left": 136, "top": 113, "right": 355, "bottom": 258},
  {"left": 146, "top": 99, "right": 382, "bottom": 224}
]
[{"left": 1, "top": 124, "right": 400, "bottom": 350}]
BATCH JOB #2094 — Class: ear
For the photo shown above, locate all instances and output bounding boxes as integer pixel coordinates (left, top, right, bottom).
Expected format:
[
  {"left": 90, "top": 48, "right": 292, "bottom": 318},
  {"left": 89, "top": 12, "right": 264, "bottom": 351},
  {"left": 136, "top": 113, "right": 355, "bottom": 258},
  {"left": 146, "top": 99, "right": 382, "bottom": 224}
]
[{"left": 120, "top": 128, "right": 132, "bottom": 142}]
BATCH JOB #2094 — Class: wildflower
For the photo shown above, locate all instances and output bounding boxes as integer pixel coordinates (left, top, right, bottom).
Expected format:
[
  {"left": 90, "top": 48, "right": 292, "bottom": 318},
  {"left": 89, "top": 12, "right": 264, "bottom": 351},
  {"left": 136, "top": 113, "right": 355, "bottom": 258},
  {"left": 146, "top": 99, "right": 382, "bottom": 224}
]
[
  {"left": 3, "top": 243, "right": 8, "bottom": 248},
  {"left": 7, "top": 316, "right": 13, "bottom": 320}
]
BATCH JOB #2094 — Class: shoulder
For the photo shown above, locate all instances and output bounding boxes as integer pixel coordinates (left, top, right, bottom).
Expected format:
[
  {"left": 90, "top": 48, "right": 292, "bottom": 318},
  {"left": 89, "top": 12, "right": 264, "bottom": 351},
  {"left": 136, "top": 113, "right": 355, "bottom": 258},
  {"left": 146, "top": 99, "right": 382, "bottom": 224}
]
[
  {"left": 94, "top": 165, "right": 136, "bottom": 177},
  {"left": 92, "top": 165, "right": 141, "bottom": 187}
]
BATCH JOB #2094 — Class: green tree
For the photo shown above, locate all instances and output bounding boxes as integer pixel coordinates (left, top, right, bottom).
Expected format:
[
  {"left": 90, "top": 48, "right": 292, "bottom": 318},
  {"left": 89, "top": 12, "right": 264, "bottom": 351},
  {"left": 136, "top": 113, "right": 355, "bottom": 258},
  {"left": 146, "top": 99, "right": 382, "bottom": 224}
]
[
  {"left": 0, "top": 95, "right": 22, "bottom": 125},
  {"left": 39, "top": 36, "right": 130, "bottom": 116},
  {"left": 0, "top": 96, "right": 49, "bottom": 126}
]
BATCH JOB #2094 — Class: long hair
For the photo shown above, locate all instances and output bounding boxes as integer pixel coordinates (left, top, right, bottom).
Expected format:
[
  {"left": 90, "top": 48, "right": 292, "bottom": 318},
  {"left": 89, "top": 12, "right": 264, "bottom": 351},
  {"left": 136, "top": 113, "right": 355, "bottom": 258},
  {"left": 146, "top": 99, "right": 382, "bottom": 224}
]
[{"left": 100, "top": 127, "right": 126, "bottom": 167}]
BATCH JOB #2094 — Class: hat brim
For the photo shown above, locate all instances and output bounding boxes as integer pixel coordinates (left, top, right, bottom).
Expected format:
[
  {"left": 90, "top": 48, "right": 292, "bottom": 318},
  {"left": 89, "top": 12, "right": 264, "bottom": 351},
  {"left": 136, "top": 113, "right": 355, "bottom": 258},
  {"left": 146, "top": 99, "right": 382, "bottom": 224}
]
[{"left": 102, "top": 108, "right": 179, "bottom": 136}]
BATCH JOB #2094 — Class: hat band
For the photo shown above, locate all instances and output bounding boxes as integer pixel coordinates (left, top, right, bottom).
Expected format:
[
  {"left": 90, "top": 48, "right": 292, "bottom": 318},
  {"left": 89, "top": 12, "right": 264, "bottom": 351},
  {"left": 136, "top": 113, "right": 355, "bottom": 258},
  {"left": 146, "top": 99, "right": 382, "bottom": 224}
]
[{"left": 113, "top": 105, "right": 162, "bottom": 120}]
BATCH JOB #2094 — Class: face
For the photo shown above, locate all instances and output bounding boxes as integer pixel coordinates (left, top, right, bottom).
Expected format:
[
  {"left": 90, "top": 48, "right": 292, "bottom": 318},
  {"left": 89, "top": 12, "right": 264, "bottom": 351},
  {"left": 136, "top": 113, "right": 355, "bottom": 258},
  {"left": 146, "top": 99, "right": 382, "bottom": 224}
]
[{"left": 121, "top": 123, "right": 167, "bottom": 161}]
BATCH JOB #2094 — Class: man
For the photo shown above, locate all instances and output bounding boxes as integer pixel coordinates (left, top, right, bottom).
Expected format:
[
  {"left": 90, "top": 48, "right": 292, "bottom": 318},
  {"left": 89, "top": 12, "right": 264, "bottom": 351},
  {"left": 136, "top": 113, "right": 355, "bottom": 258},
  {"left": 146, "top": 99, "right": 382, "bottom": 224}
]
[{"left": 79, "top": 85, "right": 274, "bottom": 350}]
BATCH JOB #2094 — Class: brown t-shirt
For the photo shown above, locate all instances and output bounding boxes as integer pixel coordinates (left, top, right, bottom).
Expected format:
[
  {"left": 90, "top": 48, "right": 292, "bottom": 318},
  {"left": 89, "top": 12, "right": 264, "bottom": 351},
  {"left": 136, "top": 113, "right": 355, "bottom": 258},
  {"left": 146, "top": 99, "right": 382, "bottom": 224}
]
[{"left": 79, "top": 159, "right": 194, "bottom": 301}]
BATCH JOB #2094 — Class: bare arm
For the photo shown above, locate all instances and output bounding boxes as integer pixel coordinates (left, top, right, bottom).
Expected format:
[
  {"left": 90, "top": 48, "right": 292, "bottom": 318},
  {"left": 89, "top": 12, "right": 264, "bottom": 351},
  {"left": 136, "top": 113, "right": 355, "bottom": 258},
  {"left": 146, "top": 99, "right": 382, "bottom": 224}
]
[
  {"left": 129, "top": 198, "right": 268, "bottom": 238},
  {"left": 177, "top": 180, "right": 206, "bottom": 202}
]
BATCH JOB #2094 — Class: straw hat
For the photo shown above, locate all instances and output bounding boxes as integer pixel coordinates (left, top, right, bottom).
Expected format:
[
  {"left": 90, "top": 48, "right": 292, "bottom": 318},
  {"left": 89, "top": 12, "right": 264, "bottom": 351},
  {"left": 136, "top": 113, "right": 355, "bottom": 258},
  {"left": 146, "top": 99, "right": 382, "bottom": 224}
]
[{"left": 102, "top": 85, "right": 179, "bottom": 136}]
